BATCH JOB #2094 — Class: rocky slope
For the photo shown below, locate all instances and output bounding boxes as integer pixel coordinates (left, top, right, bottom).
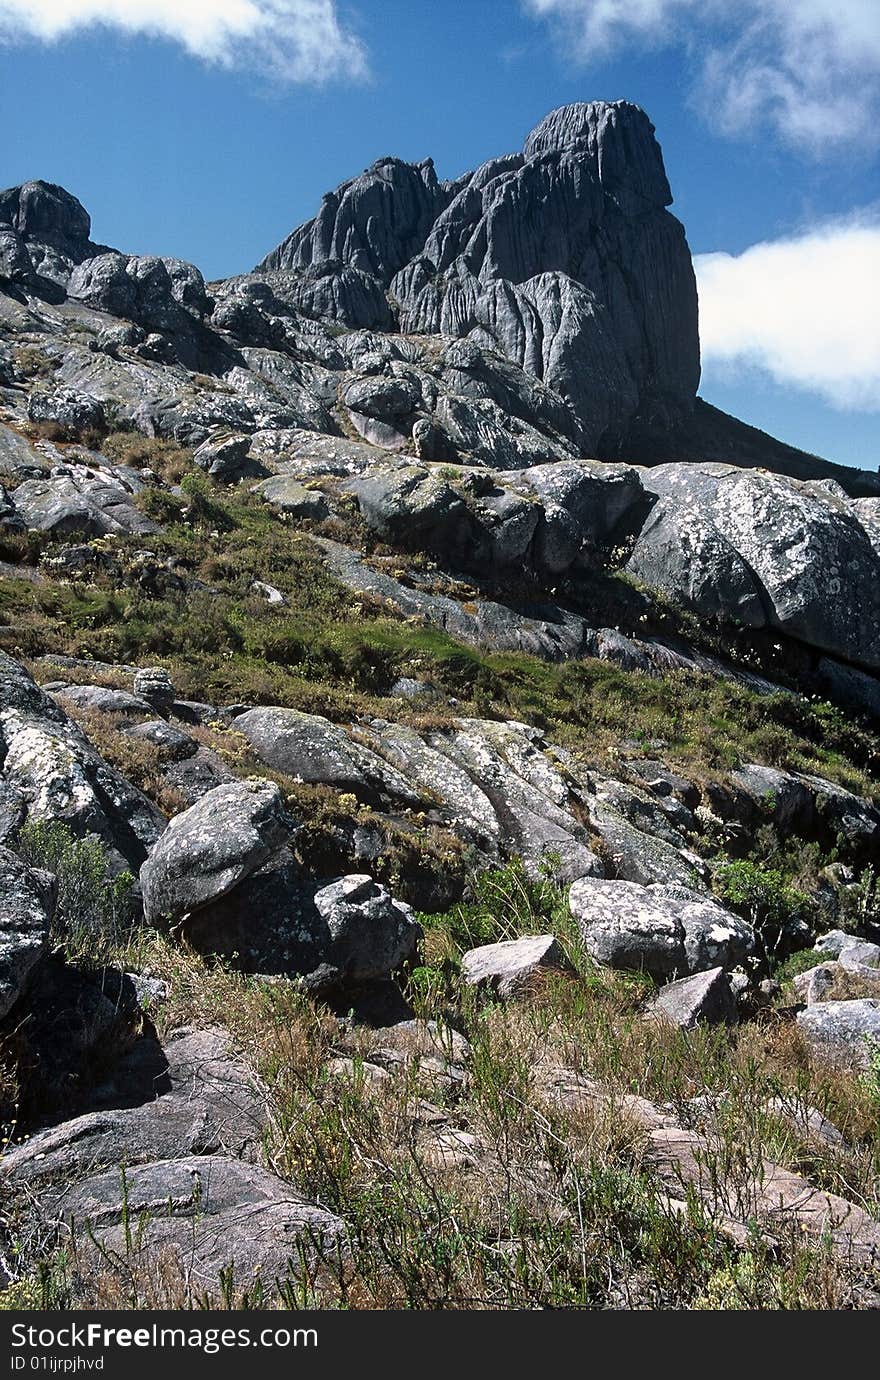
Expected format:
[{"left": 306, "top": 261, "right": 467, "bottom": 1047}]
[{"left": 1, "top": 103, "right": 880, "bottom": 1309}]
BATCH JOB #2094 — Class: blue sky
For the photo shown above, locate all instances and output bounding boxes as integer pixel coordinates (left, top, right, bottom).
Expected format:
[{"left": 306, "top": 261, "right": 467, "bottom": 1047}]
[{"left": 1, "top": 0, "right": 878, "bottom": 468}]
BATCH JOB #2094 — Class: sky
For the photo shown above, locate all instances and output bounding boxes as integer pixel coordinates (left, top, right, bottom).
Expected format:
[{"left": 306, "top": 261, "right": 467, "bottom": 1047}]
[{"left": 0, "top": 0, "right": 878, "bottom": 469}]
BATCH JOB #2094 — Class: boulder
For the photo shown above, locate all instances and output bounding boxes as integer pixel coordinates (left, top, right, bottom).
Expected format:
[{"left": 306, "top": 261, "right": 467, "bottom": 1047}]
[
  {"left": 793, "top": 963, "right": 839, "bottom": 1005},
  {"left": 626, "top": 496, "right": 767, "bottom": 627},
  {"left": 0, "top": 847, "right": 55, "bottom": 1019},
  {"left": 815, "top": 929, "right": 862, "bottom": 959},
  {"left": 193, "top": 432, "right": 256, "bottom": 482},
  {"left": 11, "top": 474, "right": 158, "bottom": 537},
  {"left": 0, "top": 652, "right": 165, "bottom": 871},
  {"left": 140, "top": 780, "right": 295, "bottom": 925},
  {"left": 641, "top": 464, "right": 880, "bottom": 672},
  {"left": 310, "top": 873, "right": 420, "bottom": 985},
  {"left": 132, "top": 666, "right": 175, "bottom": 712},
  {"left": 233, "top": 706, "right": 403, "bottom": 803},
  {"left": 251, "top": 474, "right": 330, "bottom": 519},
  {"left": 646, "top": 966, "right": 736, "bottom": 1028},
  {"left": 838, "top": 940, "right": 880, "bottom": 972},
  {"left": 27, "top": 386, "right": 105, "bottom": 436},
  {"left": 182, "top": 864, "right": 419, "bottom": 986},
  {"left": 796, "top": 1000, "right": 880, "bottom": 1068},
  {"left": 0, "top": 422, "right": 47, "bottom": 480},
  {"left": 569, "top": 877, "right": 754, "bottom": 980},
  {"left": 460, "top": 934, "right": 575, "bottom": 999},
  {"left": 53, "top": 685, "right": 153, "bottom": 718},
  {"left": 124, "top": 719, "right": 198, "bottom": 760}
]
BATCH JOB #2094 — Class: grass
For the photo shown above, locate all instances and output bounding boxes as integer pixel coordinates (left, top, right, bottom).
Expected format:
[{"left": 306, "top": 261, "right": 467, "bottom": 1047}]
[{"left": 2, "top": 832, "right": 878, "bottom": 1311}]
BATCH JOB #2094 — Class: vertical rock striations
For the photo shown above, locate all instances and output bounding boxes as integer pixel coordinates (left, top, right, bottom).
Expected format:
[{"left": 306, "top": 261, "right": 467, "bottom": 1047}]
[{"left": 256, "top": 101, "right": 700, "bottom": 452}]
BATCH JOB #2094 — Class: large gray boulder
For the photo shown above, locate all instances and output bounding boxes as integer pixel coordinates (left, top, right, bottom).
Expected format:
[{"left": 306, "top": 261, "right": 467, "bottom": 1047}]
[
  {"left": 797, "top": 1000, "right": 880, "bottom": 1068},
  {"left": 68, "top": 251, "right": 209, "bottom": 334},
  {"left": 26, "top": 386, "right": 105, "bottom": 436},
  {"left": 181, "top": 861, "right": 419, "bottom": 986},
  {"left": 12, "top": 473, "right": 159, "bottom": 537},
  {"left": 641, "top": 464, "right": 880, "bottom": 671},
  {"left": 626, "top": 496, "right": 767, "bottom": 627},
  {"left": 569, "top": 877, "right": 754, "bottom": 980},
  {"left": 0, "top": 847, "right": 55, "bottom": 1019},
  {"left": 0, "top": 652, "right": 165, "bottom": 872},
  {"left": 232, "top": 705, "right": 418, "bottom": 805},
  {"left": 140, "top": 780, "right": 295, "bottom": 925},
  {"left": 310, "top": 873, "right": 419, "bottom": 984}
]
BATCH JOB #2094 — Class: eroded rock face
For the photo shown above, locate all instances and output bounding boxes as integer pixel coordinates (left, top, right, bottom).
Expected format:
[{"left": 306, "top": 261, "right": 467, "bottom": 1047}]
[
  {"left": 256, "top": 101, "right": 699, "bottom": 451},
  {"left": 2, "top": 1025, "right": 345, "bottom": 1305},
  {"left": 568, "top": 877, "right": 754, "bottom": 979},
  {"left": 0, "top": 652, "right": 165, "bottom": 872},
  {"left": 0, "top": 847, "right": 55, "bottom": 1019},
  {"left": 0, "top": 180, "right": 98, "bottom": 290}
]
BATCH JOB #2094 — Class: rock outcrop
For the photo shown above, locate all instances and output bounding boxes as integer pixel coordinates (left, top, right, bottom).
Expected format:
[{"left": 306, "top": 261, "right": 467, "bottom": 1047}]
[
  {"left": 257, "top": 101, "right": 699, "bottom": 454},
  {"left": 568, "top": 877, "right": 755, "bottom": 980}
]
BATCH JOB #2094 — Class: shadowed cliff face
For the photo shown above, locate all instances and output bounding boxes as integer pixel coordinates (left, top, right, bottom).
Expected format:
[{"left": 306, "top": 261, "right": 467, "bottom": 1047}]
[{"left": 256, "top": 101, "right": 701, "bottom": 453}]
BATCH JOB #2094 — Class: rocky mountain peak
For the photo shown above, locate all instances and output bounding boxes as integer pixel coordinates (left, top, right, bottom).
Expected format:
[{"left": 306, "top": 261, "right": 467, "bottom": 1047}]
[{"left": 255, "top": 98, "right": 698, "bottom": 451}]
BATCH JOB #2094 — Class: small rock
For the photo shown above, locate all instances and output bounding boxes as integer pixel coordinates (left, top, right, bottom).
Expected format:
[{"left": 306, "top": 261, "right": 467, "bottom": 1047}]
[
  {"left": 251, "top": 579, "right": 287, "bottom": 605},
  {"left": 125, "top": 971, "right": 170, "bottom": 1008},
  {"left": 764, "top": 1097, "right": 846, "bottom": 1148},
  {"left": 124, "top": 719, "right": 197, "bottom": 760},
  {"left": 460, "top": 934, "right": 575, "bottom": 999},
  {"left": 646, "top": 966, "right": 736, "bottom": 1028},
  {"left": 133, "top": 666, "right": 176, "bottom": 711}
]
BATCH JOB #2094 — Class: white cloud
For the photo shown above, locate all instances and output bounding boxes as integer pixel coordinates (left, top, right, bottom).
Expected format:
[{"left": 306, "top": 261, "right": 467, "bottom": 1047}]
[
  {"left": 524, "top": 0, "right": 880, "bottom": 152},
  {"left": 0, "top": 0, "right": 368, "bottom": 84},
  {"left": 693, "top": 215, "right": 880, "bottom": 411}
]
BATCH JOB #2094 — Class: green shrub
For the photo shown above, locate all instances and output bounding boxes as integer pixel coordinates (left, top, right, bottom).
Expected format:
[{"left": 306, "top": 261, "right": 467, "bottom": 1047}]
[
  {"left": 715, "top": 858, "right": 813, "bottom": 964},
  {"left": 16, "top": 821, "right": 135, "bottom": 963}
]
